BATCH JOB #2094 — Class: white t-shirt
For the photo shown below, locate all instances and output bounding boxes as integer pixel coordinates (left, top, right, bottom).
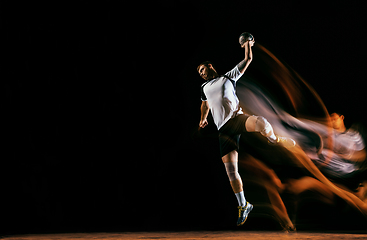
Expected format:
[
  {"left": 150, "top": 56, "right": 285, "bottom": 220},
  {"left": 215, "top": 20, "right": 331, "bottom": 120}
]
[
  {"left": 310, "top": 129, "right": 365, "bottom": 177},
  {"left": 201, "top": 65, "right": 244, "bottom": 129}
]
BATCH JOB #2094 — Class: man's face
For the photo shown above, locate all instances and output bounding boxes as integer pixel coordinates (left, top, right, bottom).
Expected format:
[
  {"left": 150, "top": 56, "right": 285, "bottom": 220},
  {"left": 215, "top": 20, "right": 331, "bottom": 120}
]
[
  {"left": 330, "top": 113, "right": 344, "bottom": 130},
  {"left": 198, "top": 64, "right": 210, "bottom": 81}
]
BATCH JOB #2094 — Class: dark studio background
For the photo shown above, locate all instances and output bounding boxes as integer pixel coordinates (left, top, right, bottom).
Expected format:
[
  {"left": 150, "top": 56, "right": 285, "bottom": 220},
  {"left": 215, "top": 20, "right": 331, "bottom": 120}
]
[{"left": 2, "top": 0, "right": 367, "bottom": 235}]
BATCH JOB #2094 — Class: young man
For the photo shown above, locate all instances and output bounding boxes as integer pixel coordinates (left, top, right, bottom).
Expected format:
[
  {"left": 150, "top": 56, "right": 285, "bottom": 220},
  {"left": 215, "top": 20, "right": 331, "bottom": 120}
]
[
  {"left": 198, "top": 38, "right": 295, "bottom": 226},
  {"left": 285, "top": 113, "right": 367, "bottom": 226}
]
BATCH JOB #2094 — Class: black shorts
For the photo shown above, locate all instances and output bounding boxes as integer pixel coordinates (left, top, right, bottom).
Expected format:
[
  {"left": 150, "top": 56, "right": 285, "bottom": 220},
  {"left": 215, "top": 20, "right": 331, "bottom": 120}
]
[{"left": 218, "top": 114, "right": 250, "bottom": 157}]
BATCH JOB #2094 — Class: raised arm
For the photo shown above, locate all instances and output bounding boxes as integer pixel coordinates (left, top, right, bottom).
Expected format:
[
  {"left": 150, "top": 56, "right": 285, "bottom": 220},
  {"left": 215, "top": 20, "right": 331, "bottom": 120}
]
[
  {"left": 237, "top": 40, "right": 254, "bottom": 74},
  {"left": 199, "top": 100, "right": 210, "bottom": 128}
]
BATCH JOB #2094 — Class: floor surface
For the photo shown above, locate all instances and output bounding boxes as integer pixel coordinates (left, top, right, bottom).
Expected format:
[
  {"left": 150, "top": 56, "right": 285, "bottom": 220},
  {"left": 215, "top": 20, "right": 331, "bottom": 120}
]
[{"left": 2, "top": 231, "right": 367, "bottom": 240}]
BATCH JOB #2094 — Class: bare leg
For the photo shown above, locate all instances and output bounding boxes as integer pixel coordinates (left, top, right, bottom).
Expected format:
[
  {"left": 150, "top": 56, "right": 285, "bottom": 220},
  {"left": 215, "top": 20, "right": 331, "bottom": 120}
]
[
  {"left": 223, "top": 150, "right": 253, "bottom": 226},
  {"left": 239, "top": 155, "right": 295, "bottom": 231},
  {"left": 222, "top": 150, "right": 243, "bottom": 193}
]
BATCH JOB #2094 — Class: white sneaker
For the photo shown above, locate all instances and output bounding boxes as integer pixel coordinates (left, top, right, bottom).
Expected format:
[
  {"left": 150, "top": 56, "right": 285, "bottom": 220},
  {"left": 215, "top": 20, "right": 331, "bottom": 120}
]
[{"left": 272, "top": 136, "right": 296, "bottom": 148}]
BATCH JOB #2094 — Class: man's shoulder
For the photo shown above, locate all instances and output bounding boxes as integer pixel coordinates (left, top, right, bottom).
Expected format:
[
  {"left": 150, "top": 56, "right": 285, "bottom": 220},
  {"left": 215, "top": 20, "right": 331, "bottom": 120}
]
[
  {"left": 201, "top": 80, "right": 210, "bottom": 87},
  {"left": 222, "top": 75, "right": 233, "bottom": 81},
  {"left": 225, "top": 65, "right": 243, "bottom": 81}
]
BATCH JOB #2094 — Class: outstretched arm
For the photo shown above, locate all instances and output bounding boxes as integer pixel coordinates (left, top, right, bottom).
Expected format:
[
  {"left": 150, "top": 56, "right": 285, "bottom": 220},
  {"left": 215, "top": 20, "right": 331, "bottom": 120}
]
[
  {"left": 237, "top": 40, "right": 254, "bottom": 74},
  {"left": 199, "top": 101, "right": 210, "bottom": 128}
]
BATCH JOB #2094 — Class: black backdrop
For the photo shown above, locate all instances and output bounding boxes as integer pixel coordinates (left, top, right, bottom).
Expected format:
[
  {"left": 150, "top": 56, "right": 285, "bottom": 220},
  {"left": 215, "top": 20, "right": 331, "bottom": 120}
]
[{"left": 2, "top": 0, "right": 367, "bottom": 234}]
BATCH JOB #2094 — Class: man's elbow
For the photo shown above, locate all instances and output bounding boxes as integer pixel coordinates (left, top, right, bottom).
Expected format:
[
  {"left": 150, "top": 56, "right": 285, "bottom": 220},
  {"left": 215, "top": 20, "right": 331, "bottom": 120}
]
[
  {"left": 245, "top": 57, "right": 253, "bottom": 67},
  {"left": 247, "top": 56, "right": 253, "bottom": 64},
  {"left": 239, "top": 60, "right": 252, "bottom": 74},
  {"left": 201, "top": 101, "right": 209, "bottom": 109}
]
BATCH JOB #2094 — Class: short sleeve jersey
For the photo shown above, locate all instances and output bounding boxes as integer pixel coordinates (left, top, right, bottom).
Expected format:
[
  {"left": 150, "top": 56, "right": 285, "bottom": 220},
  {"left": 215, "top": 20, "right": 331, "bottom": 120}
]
[{"left": 201, "top": 65, "right": 244, "bottom": 129}]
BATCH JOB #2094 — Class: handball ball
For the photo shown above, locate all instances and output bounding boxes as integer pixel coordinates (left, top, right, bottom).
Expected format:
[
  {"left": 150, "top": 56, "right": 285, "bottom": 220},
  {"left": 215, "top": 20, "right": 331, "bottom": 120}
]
[{"left": 239, "top": 32, "right": 254, "bottom": 45}]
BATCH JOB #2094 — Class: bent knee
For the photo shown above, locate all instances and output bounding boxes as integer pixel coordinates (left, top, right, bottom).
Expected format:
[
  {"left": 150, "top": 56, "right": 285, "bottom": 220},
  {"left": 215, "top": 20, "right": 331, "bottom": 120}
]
[{"left": 246, "top": 116, "right": 273, "bottom": 136}]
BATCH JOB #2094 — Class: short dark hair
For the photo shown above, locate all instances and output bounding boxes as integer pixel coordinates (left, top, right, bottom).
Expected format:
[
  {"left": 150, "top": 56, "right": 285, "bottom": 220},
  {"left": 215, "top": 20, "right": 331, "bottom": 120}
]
[
  {"left": 197, "top": 61, "right": 214, "bottom": 72},
  {"left": 330, "top": 111, "right": 343, "bottom": 117}
]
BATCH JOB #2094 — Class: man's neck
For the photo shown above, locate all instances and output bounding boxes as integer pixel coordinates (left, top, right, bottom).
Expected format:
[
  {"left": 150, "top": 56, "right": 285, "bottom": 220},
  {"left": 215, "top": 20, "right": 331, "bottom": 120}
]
[
  {"left": 209, "top": 72, "right": 219, "bottom": 80},
  {"left": 335, "top": 126, "right": 347, "bottom": 133}
]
